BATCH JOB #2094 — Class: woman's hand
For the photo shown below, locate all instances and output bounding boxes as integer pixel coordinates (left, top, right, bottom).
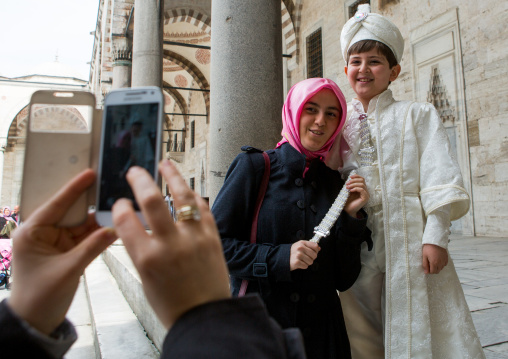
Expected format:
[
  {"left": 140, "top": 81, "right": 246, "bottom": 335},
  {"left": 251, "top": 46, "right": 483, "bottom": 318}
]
[
  {"left": 290, "top": 240, "right": 320, "bottom": 270},
  {"left": 344, "top": 174, "right": 369, "bottom": 218},
  {"left": 422, "top": 244, "right": 448, "bottom": 274},
  {"left": 8, "top": 169, "right": 117, "bottom": 335},
  {"left": 112, "top": 161, "right": 231, "bottom": 330}
]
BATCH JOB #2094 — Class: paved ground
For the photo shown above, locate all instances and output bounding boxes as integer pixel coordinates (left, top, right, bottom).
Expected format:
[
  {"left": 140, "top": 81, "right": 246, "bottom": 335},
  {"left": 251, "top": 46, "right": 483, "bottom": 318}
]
[
  {"left": 449, "top": 235, "right": 508, "bottom": 358},
  {"left": 1, "top": 235, "right": 507, "bottom": 357}
]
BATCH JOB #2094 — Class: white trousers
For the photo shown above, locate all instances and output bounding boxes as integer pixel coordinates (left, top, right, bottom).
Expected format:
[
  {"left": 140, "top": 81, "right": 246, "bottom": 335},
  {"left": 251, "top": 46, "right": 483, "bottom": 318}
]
[{"left": 341, "top": 204, "right": 386, "bottom": 359}]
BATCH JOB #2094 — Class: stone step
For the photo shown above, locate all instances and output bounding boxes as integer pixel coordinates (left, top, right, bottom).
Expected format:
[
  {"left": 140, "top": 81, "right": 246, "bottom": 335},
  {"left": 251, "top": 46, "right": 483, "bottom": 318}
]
[
  {"left": 83, "top": 253, "right": 159, "bottom": 358},
  {"left": 65, "top": 278, "right": 96, "bottom": 359},
  {"left": 102, "top": 241, "right": 167, "bottom": 350}
]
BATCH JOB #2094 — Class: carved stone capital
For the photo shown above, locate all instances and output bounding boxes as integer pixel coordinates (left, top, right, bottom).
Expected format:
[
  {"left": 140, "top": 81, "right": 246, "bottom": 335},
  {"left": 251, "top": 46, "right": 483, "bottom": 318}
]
[{"left": 112, "top": 37, "right": 133, "bottom": 63}]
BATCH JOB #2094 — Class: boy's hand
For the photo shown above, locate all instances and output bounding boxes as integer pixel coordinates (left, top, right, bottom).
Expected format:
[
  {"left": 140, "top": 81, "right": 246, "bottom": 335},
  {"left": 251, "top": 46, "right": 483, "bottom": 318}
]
[
  {"left": 422, "top": 244, "right": 448, "bottom": 274},
  {"left": 290, "top": 240, "right": 320, "bottom": 270},
  {"left": 344, "top": 174, "right": 369, "bottom": 218}
]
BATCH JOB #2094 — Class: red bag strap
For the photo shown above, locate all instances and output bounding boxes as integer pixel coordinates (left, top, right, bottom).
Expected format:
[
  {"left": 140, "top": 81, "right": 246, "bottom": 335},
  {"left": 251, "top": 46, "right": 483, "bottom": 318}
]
[
  {"left": 239, "top": 152, "right": 270, "bottom": 296},
  {"left": 250, "top": 152, "right": 270, "bottom": 244}
]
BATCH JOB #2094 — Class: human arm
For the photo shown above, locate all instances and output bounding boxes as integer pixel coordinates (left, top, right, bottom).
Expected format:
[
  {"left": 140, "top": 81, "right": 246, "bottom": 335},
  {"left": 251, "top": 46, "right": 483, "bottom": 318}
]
[
  {"left": 416, "top": 103, "right": 469, "bottom": 220},
  {"left": 291, "top": 174, "right": 369, "bottom": 271},
  {"left": 414, "top": 104, "right": 466, "bottom": 274},
  {"left": 114, "top": 161, "right": 306, "bottom": 358},
  {"left": 344, "top": 174, "right": 369, "bottom": 218},
  {"left": 422, "top": 244, "right": 448, "bottom": 274},
  {"left": 422, "top": 204, "right": 451, "bottom": 274},
  {"left": 161, "top": 295, "right": 306, "bottom": 359},
  {"left": 211, "top": 152, "right": 293, "bottom": 283},
  {"left": 113, "top": 161, "right": 231, "bottom": 329},
  {"left": 0, "top": 300, "right": 75, "bottom": 359},
  {"left": 3, "top": 169, "right": 117, "bottom": 357},
  {"left": 333, "top": 211, "right": 370, "bottom": 291},
  {"left": 325, "top": 170, "right": 371, "bottom": 291},
  {"left": 290, "top": 240, "right": 320, "bottom": 270}
]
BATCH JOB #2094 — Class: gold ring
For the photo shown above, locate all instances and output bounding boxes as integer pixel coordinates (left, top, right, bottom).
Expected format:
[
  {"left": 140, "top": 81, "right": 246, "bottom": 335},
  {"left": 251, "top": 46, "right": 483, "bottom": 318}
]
[{"left": 175, "top": 205, "right": 201, "bottom": 222}]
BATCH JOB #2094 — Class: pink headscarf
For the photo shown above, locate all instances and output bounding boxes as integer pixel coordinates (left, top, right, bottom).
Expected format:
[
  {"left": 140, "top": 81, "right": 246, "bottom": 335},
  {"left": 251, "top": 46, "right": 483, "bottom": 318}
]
[{"left": 276, "top": 78, "right": 347, "bottom": 161}]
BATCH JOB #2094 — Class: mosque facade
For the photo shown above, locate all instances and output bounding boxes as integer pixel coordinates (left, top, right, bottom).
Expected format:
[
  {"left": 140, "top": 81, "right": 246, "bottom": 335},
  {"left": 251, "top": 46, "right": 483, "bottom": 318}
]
[
  {"left": 0, "top": 62, "right": 88, "bottom": 208},
  {"left": 0, "top": 0, "right": 505, "bottom": 237}
]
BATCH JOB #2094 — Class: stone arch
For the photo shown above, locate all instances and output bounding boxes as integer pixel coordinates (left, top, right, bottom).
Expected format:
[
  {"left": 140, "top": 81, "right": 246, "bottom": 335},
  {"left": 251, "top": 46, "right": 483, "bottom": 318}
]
[
  {"left": 163, "top": 8, "right": 211, "bottom": 34},
  {"left": 5, "top": 105, "right": 87, "bottom": 152},
  {"left": 281, "top": 0, "right": 302, "bottom": 63},
  {"left": 4, "top": 106, "right": 29, "bottom": 151},
  {"left": 163, "top": 49, "right": 210, "bottom": 121},
  {"left": 28, "top": 106, "right": 88, "bottom": 131},
  {"left": 162, "top": 82, "right": 188, "bottom": 127},
  {"left": 162, "top": 82, "right": 188, "bottom": 156}
]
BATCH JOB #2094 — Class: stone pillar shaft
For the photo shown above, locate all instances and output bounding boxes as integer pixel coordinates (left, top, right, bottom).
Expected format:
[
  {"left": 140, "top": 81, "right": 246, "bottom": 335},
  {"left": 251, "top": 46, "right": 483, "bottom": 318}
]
[
  {"left": 131, "top": 0, "right": 163, "bottom": 88},
  {"left": 209, "top": 0, "right": 283, "bottom": 202},
  {"left": 112, "top": 37, "right": 132, "bottom": 89},
  {"left": 112, "top": 64, "right": 132, "bottom": 89}
]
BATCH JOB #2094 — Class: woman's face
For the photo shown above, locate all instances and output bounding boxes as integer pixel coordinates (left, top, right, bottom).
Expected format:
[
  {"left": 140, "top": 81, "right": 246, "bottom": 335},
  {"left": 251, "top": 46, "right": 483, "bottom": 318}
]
[
  {"left": 299, "top": 89, "right": 341, "bottom": 152},
  {"left": 3, "top": 208, "right": 10, "bottom": 216}
]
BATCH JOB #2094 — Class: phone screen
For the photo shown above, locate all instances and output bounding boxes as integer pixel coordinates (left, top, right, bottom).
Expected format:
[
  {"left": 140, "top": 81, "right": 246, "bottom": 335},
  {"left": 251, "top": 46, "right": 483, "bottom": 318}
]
[{"left": 98, "top": 102, "right": 159, "bottom": 211}]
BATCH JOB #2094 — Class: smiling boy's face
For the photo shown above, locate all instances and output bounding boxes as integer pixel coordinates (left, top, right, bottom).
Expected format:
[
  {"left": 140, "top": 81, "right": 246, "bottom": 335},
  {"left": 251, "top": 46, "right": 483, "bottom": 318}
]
[{"left": 345, "top": 48, "right": 401, "bottom": 110}]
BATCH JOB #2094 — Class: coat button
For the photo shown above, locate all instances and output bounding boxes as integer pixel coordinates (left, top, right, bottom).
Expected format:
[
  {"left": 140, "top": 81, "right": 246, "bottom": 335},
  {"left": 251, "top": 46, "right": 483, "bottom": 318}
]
[
  {"left": 297, "top": 200, "right": 305, "bottom": 209},
  {"left": 294, "top": 178, "right": 304, "bottom": 187},
  {"left": 307, "top": 294, "right": 316, "bottom": 303},
  {"left": 296, "top": 230, "right": 305, "bottom": 240},
  {"left": 290, "top": 293, "right": 300, "bottom": 303},
  {"left": 310, "top": 204, "right": 317, "bottom": 213}
]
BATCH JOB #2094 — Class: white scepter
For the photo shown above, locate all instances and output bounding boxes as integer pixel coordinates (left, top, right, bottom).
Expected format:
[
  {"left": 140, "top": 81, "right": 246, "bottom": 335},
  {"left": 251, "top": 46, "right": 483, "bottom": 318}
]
[{"left": 310, "top": 113, "right": 373, "bottom": 243}]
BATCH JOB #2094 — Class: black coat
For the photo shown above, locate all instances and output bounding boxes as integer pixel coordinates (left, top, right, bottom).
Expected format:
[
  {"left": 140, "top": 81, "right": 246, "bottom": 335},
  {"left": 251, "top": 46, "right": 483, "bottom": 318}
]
[
  {"left": 0, "top": 296, "right": 306, "bottom": 359},
  {"left": 212, "top": 143, "right": 371, "bottom": 359}
]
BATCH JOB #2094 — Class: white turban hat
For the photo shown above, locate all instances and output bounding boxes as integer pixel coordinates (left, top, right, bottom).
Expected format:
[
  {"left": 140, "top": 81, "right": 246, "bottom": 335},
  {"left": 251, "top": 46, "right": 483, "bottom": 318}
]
[{"left": 340, "top": 4, "right": 404, "bottom": 64}]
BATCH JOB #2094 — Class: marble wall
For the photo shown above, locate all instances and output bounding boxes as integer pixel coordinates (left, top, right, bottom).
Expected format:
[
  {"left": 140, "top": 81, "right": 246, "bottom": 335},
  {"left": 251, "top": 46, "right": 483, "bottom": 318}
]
[{"left": 288, "top": 0, "right": 507, "bottom": 236}]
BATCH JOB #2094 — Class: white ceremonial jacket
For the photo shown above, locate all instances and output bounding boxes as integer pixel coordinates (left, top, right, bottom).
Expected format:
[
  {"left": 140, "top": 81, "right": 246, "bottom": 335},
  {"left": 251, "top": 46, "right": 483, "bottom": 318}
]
[{"left": 339, "top": 90, "right": 485, "bottom": 359}]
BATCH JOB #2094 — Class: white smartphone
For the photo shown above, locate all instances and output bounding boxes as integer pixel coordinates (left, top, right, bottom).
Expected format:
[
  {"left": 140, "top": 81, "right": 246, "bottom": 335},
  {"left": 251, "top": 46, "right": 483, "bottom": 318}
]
[
  {"left": 95, "top": 87, "right": 163, "bottom": 227},
  {"left": 20, "top": 90, "right": 95, "bottom": 227}
]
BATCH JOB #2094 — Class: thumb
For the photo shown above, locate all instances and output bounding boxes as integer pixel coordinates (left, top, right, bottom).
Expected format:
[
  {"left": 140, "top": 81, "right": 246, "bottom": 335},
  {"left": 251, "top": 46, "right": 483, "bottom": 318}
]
[
  {"left": 422, "top": 253, "right": 430, "bottom": 274},
  {"left": 70, "top": 227, "right": 118, "bottom": 272}
]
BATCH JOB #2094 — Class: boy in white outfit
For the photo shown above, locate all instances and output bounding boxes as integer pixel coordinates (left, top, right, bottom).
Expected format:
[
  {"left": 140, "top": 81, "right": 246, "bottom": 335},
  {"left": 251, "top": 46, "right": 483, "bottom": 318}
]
[{"left": 328, "top": 4, "right": 485, "bottom": 359}]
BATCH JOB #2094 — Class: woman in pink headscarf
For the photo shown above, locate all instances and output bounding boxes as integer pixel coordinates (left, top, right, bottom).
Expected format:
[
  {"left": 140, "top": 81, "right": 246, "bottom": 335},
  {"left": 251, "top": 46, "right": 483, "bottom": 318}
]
[{"left": 212, "top": 78, "right": 371, "bottom": 359}]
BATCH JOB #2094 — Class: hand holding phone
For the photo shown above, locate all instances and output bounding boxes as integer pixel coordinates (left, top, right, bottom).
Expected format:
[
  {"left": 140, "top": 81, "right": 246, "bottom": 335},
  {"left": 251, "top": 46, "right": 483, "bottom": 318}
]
[{"left": 95, "top": 87, "right": 163, "bottom": 227}]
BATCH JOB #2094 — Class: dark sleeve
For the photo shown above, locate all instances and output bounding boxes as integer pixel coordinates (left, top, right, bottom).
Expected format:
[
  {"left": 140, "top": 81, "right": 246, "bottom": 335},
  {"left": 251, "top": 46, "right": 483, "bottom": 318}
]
[
  {"left": 211, "top": 153, "right": 292, "bottom": 283},
  {"left": 0, "top": 299, "right": 77, "bottom": 359},
  {"left": 333, "top": 211, "right": 370, "bottom": 292},
  {"left": 161, "top": 295, "right": 306, "bottom": 359}
]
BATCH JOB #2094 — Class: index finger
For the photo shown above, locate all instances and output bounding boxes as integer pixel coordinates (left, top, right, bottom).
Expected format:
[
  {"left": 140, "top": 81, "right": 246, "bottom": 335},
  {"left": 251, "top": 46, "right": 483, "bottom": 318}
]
[
  {"left": 124, "top": 166, "right": 175, "bottom": 238},
  {"left": 112, "top": 198, "right": 151, "bottom": 260},
  {"left": 27, "top": 169, "right": 95, "bottom": 226},
  {"left": 303, "top": 240, "right": 320, "bottom": 252},
  {"left": 159, "top": 160, "right": 199, "bottom": 216}
]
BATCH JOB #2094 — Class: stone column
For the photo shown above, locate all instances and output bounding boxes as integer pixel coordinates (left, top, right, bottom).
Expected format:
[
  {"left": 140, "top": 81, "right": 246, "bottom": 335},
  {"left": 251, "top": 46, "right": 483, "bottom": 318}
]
[
  {"left": 131, "top": 0, "right": 163, "bottom": 88},
  {"left": 112, "top": 37, "right": 132, "bottom": 89},
  {"left": 209, "top": 1, "right": 283, "bottom": 202}
]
